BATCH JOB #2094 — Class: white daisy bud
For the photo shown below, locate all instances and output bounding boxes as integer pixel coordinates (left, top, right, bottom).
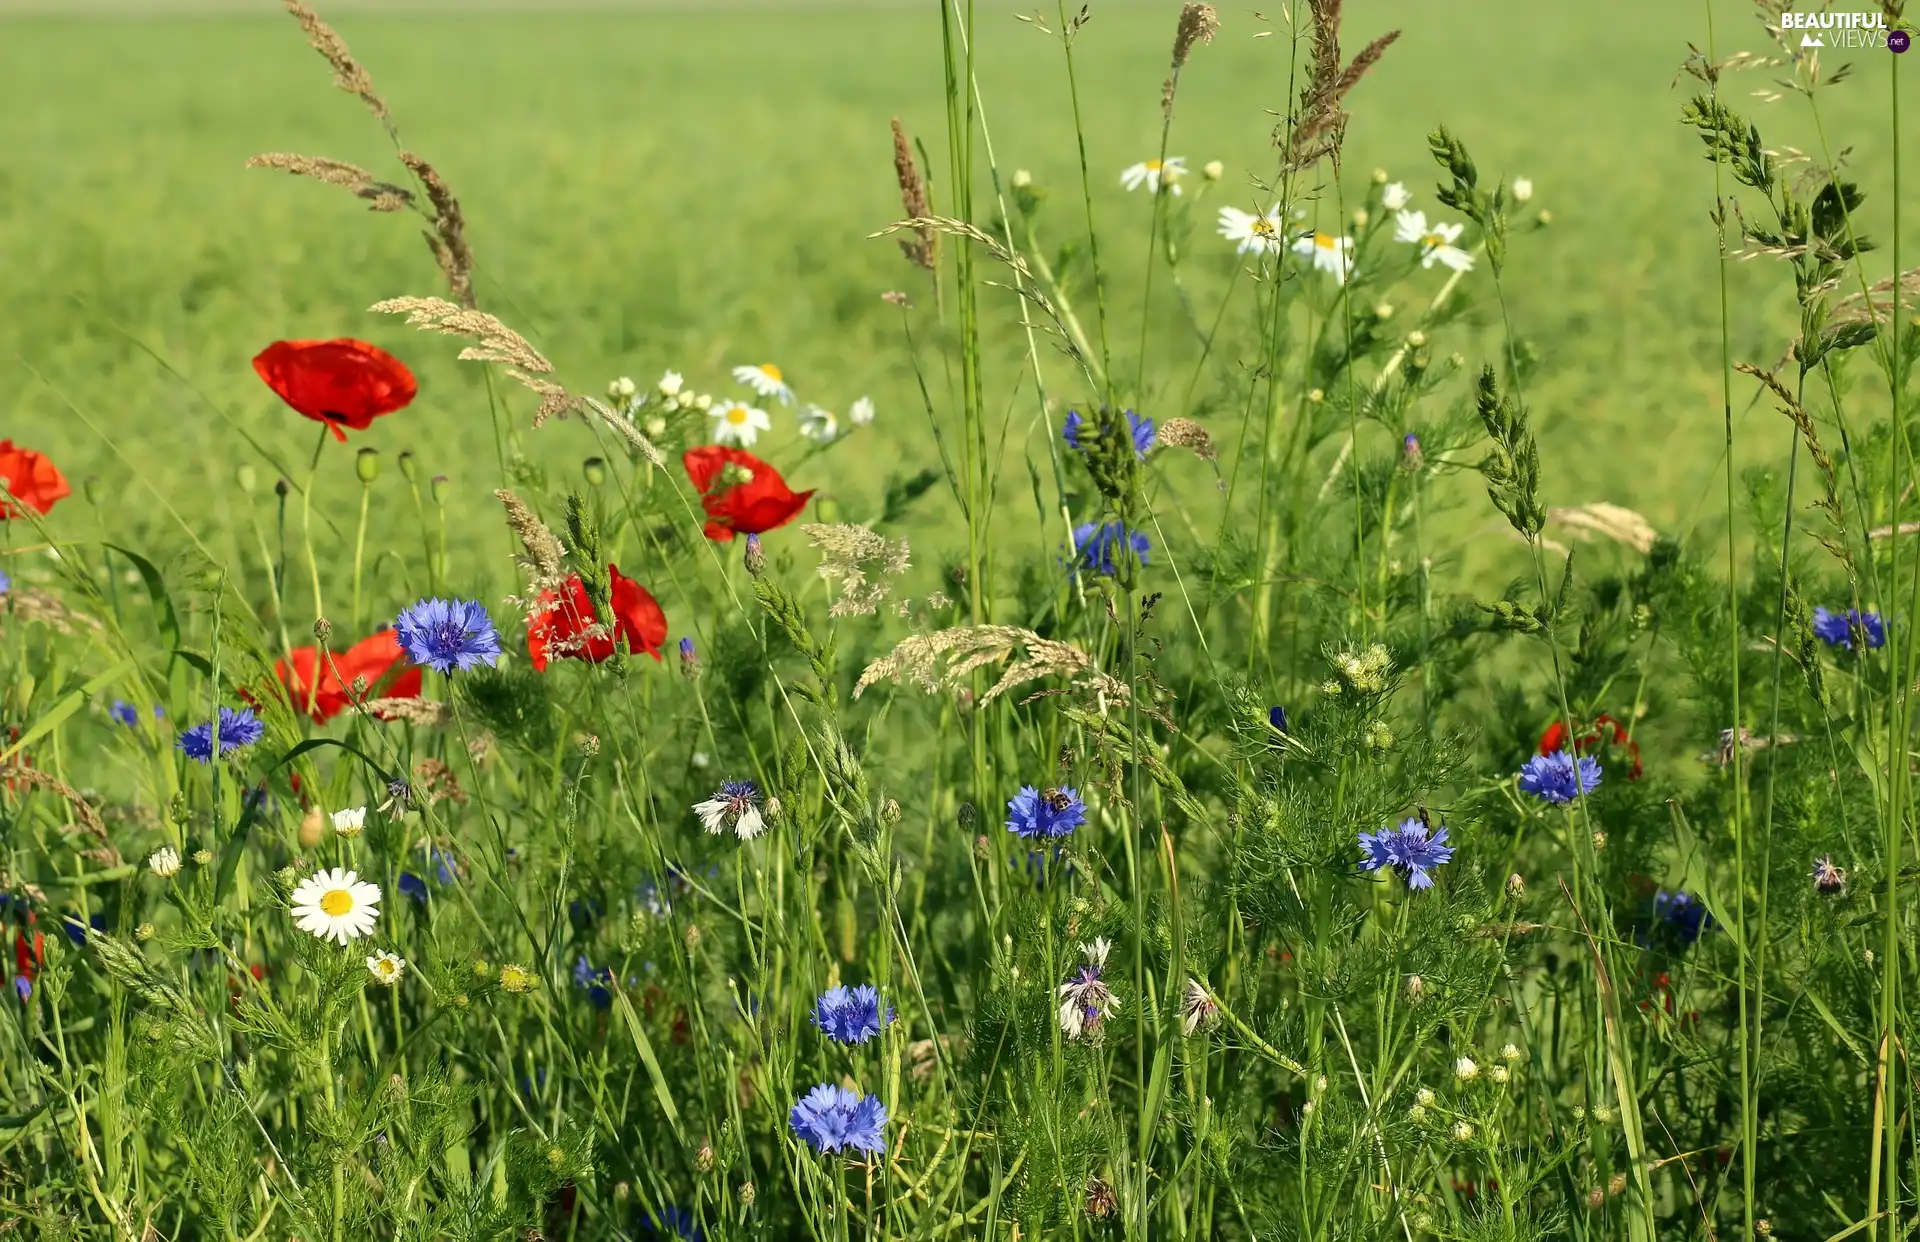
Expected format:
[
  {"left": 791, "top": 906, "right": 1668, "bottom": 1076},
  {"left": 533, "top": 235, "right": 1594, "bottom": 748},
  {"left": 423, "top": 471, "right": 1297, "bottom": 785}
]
[
  {"left": 1011, "top": 168, "right": 1033, "bottom": 188},
  {"left": 1511, "top": 176, "right": 1534, "bottom": 203},
  {"left": 1490, "top": 1065, "right": 1510, "bottom": 1084},
  {"left": 1500, "top": 1043, "right": 1522, "bottom": 1061},
  {"left": 332, "top": 806, "right": 367, "bottom": 837},
  {"left": 1415, "top": 1088, "right": 1435, "bottom": 1107},
  {"left": 1453, "top": 1056, "right": 1480, "bottom": 1082},
  {"left": 656, "top": 370, "right": 684, "bottom": 397},
  {"left": 1451, "top": 1121, "right": 1475, "bottom": 1142},
  {"left": 366, "top": 951, "right": 407, "bottom": 987},
  {"left": 1203, "top": 159, "right": 1224, "bottom": 181},
  {"left": 608, "top": 376, "right": 637, "bottom": 401},
  {"left": 147, "top": 847, "right": 182, "bottom": 879}
]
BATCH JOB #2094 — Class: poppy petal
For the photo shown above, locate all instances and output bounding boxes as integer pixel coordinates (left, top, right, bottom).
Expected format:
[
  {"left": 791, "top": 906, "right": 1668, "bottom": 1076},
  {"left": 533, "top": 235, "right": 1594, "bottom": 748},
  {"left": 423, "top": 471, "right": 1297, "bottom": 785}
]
[{"left": 253, "top": 340, "right": 417, "bottom": 442}]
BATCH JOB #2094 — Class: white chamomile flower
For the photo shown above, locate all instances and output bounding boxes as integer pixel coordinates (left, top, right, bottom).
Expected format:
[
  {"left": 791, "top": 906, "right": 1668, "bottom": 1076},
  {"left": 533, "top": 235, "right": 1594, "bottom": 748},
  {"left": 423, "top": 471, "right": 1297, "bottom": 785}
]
[
  {"left": 1393, "top": 210, "right": 1475, "bottom": 273},
  {"left": 657, "top": 370, "right": 685, "bottom": 398},
  {"left": 1217, "top": 206, "right": 1286, "bottom": 256},
  {"left": 1291, "top": 231, "right": 1355, "bottom": 284},
  {"left": 607, "top": 376, "right": 637, "bottom": 401},
  {"left": 290, "top": 867, "right": 382, "bottom": 945},
  {"left": 1120, "top": 157, "right": 1187, "bottom": 196},
  {"left": 366, "top": 950, "right": 407, "bottom": 986},
  {"left": 848, "top": 396, "right": 875, "bottom": 427},
  {"left": 731, "top": 363, "right": 794, "bottom": 406},
  {"left": 147, "top": 847, "right": 181, "bottom": 879},
  {"left": 710, "top": 400, "right": 771, "bottom": 448},
  {"left": 798, "top": 404, "right": 840, "bottom": 442},
  {"left": 1511, "top": 176, "right": 1534, "bottom": 203},
  {"left": 331, "top": 806, "right": 367, "bottom": 837},
  {"left": 1381, "top": 181, "right": 1412, "bottom": 211}
]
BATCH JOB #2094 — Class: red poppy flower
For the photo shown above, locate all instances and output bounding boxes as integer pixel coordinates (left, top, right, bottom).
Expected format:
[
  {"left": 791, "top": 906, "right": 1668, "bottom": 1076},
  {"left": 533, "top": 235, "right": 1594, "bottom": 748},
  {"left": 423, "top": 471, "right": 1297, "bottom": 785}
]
[
  {"left": 682, "top": 446, "right": 814, "bottom": 542},
  {"left": 0, "top": 440, "right": 70, "bottom": 519},
  {"left": 276, "top": 629, "right": 422, "bottom": 723},
  {"left": 1538, "top": 712, "right": 1642, "bottom": 780},
  {"left": 14, "top": 923, "right": 42, "bottom": 985},
  {"left": 252, "top": 339, "right": 417, "bottom": 442},
  {"left": 528, "top": 566, "right": 668, "bottom": 670}
]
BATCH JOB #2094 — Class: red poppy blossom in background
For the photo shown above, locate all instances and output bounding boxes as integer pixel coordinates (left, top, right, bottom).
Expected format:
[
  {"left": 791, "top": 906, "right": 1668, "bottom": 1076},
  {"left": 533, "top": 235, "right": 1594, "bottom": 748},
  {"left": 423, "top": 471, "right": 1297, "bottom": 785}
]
[
  {"left": 276, "top": 629, "right": 422, "bottom": 723},
  {"left": 252, "top": 339, "right": 417, "bottom": 442},
  {"left": 0, "top": 440, "right": 70, "bottom": 518},
  {"left": 683, "top": 446, "right": 814, "bottom": 542},
  {"left": 1538, "top": 712, "right": 1642, "bottom": 780},
  {"left": 528, "top": 566, "right": 668, "bottom": 670}
]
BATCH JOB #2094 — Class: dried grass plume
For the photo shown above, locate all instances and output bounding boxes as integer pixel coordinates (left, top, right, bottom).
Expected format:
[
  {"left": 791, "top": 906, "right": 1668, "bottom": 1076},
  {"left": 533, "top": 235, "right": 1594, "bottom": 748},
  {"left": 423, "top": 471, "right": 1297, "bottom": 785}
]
[
  {"left": 496, "top": 489, "right": 569, "bottom": 612},
  {"left": 802, "top": 523, "right": 911, "bottom": 617},
  {"left": 1546, "top": 503, "right": 1659, "bottom": 555},
  {"left": 856, "top": 625, "right": 1131, "bottom": 708},
  {"left": 245, "top": 153, "right": 413, "bottom": 211},
  {"left": 890, "top": 119, "right": 936, "bottom": 271},
  {"left": 281, "top": 0, "right": 390, "bottom": 126}
]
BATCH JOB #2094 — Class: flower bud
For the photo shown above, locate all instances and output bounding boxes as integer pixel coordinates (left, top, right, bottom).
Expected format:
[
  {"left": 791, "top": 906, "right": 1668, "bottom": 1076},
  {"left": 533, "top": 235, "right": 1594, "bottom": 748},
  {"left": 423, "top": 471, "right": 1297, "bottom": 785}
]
[
  {"left": 1451, "top": 1121, "right": 1475, "bottom": 1142},
  {"left": 1351, "top": 207, "right": 1369, "bottom": 230},
  {"left": 685, "top": 922, "right": 703, "bottom": 951},
  {"left": 737, "top": 1182, "right": 755, "bottom": 1209},
  {"left": 430, "top": 474, "right": 449, "bottom": 505},
  {"left": 193, "top": 849, "right": 213, "bottom": 866},
  {"left": 1203, "top": 159, "right": 1224, "bottom": 181},
  {"left": 135, "top": 922, "right": 156, "bottom": 941},
  {"left": 1404, "top": 974, "right": 1425, "bottom": 1005},
  {"left": 1506, "top": 872, "right": 1526, "bottom": 899},
  {"left": 743, "top": 533, "right": 766, "bottom": 577},
  {"left": 355, "top": 447, "right": 380, "bottom": 483},
  {"left": 881, "top": 798, "right": 902, "bottom": 825},
  {"left": 1406, "top": 330, "right": 1428, "bottom": 348},
  {"left": 1400, "top": 432, "right": 1424, "bottom": 473},
  {"left": 679, "top": 636, "right": 700, "bottom": 679},
  {"left": 236, "top": 464, "right": 258, "bottom": 494},
  {"left": 1511, "top": 176, "right": 1534, "bottom": 203},
  {"left": 1371, "top": 167, "right": 1388, "bottom": 184},
  {"left": 695, "top": 1143, "right": 715, "bottom": 1172},
  {"left": 298, "top": 807, "right": 325, "bottom": 849},
  {"left": 313, "top": 617, "right": 333, "bottom": 643},
  {"left": 274, "top": 477, "right": 291, "bottom": 498},
  {"left": 1011, "top": 168, "right": 1033, "bottom": 188},
  {"left": 608, "top": 376, "right": 638, "bottom": 401},
  {"left": 397, "top": 450, "right": 418, "bottom": 482},
  {"left": 1306, "top": 387, "right": 1325, "bottom": 404},
  {"left": 583, "top": 457, "right": 608, "bottom": 486}
]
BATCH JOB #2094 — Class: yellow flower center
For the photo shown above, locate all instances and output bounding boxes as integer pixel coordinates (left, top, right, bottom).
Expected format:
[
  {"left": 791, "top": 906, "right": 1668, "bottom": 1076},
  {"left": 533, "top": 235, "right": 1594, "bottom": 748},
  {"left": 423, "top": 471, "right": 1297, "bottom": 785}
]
[
  {"left": 726, "top": 407, "right": 749, "bottom": 424},
  {"left": 320, "top": 888, "right": 354, "bottom": 916},
  {"left": 1145, "top": 160, "right": 1163, "bottom": 172},
  {"left": 375, "top": 959, "right": 396, "bottom": 978},
  {"left": 759, "top": 364, "right": 783, "bottom": 382},
  {"left": 1424, "top": 232, "right": 1445, "bottom": 247},
  {"left": 1251, "top": 218, "right": 1276, "bottom": 237},
  {"left": 1314, "top": 233, "right": 1336, "bottom": 249}
]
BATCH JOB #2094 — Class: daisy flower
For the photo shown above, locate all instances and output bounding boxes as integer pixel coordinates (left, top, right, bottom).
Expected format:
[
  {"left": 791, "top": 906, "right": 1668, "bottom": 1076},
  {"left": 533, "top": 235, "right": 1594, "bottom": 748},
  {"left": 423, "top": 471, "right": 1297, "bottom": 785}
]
[
  {"left": 147, "top": 847, "right": 182, "bottom": 879},
  {"left": 1291, "top": 232, "right": 1354, "bottom": 284},
  {"left": 1381, "top": 181, "right": 1412, "bottom": 211},
  {"left": 1217, "top": 206, "right": 1285, "bottom": 255},
  {"left": 1392, "top": 211, "right": 1475, "bottom": 272},
  {"left": 710, "top": 400, "right": 771, "bottom": 448},
  {"left": 732, "top": 363, "right": 794, "bottom": 406},
  {"left": 366, "top": 951, "right": 406, "bottom": 986},
  {"left": 331, "top": 806, "right": 367, "bottom": 837},
  {"left": 848, "top": 396, "right": 875, "bottom": 427},
  {"left": 1120, "top": 157, "right": 1187, "bottom": 195},
  {"left": 694, "top": 779, "right": 766, "bottom": 840},
  {"left": 797, "top": 404, "right": 840, "bottom": 442},
  {"left": 290, "top": 867, "right": 382, "bottom": 945}
]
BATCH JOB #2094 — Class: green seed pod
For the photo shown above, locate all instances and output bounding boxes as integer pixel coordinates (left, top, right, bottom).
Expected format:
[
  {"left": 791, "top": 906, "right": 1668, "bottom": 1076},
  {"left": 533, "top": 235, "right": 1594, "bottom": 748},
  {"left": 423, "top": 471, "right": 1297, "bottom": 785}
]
[
  {"left": 355, "top": 447, "right": 380, "bottom": 483},
  {"left": 431, "top": 474, "right": 449, "bottom": 505},
  {"left": 397, "top": 450, "right": 418, "bottom": 483},
  {"left": 236, "top": 463, "right": 258, "bottom": 494},
  {"left": 583, "top": 457, "right": 608, "bottom": 486}
]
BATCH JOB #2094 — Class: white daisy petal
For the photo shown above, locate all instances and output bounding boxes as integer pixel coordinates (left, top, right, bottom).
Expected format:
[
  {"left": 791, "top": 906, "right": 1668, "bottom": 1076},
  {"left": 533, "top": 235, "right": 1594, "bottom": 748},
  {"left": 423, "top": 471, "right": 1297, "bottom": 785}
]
[
  {"left": 710, "top": 401, "right": 771, "bottom": 448},
  {"left": 289, "top": 867, "right": 382, "bottom": 945},
  {"left": 848, "top": 396, "right": 875, "bottom": 427},
  {"left": 731, "top": 363, "right": 794, "bottom": 406}
]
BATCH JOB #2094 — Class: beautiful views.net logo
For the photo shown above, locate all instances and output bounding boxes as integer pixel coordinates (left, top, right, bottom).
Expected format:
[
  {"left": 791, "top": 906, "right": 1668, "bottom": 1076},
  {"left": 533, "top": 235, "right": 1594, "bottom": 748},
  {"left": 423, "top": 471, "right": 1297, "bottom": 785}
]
[{"left": 1780, "top": 10, "right": 1899, "bottom": 50}]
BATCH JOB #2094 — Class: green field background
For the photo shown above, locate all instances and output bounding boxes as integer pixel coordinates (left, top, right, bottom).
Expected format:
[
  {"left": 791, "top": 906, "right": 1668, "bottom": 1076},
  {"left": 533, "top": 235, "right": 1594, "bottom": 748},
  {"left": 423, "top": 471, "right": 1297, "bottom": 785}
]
[{"left": 2, "top": 0, "right": 1916, "bottom": 602}]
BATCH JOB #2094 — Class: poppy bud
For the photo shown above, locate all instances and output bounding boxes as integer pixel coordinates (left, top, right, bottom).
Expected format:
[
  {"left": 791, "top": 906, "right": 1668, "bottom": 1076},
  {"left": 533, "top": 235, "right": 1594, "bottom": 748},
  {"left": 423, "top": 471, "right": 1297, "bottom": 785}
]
[
  {"left": 743, "top": 533, "right": 766, "bottom": 577},
  {"left": 236, "top": 464, "right": 258, "bottom": 494},
  {"left": 583, "top": 457, "right": 608, "bottom": 486},
  {"left": 813, "top": 496, "right": 841, "bottom": 524},
  {"left": 355, "top": 448, "right": 380, "bottom": 483},
  {"left": 397, "top": 451, "right": 418, "bottom": 482},
  {"left": 313, "top": 617, "right": 333, "bottom": 643},
  {"left": 430, "top": 475, "right": 449, "bottom": 505},
  {"left": 274, "top": 477, "right": 291, "bottom": 498}
]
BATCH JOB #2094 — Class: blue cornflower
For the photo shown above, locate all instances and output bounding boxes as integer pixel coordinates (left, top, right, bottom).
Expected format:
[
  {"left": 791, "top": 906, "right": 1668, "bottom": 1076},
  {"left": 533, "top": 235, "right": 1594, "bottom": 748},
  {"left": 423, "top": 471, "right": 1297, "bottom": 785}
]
[
  {"left": 1006, "top": 785, "right": 1088, "bottom": 840},
  {"left": 11, "top": 976, "right": 28, "bottom": 1002},
  {"left": 641, "top": 1206, "right": 702, "bottom": 1241},
  {"left": 1517, "top": 751, "right": 1601, "bottom": 804},
  {"left": 63, "top": 913, "right": 107, "bottom": 946},
  {"left": 1400, "top": 432, "right": 1424, "bottom": 472},
  {"left": 1268, "top": 705, "right": 1289, "bottom": 733},
  {"left": 109, "top": 700, "right": 140, "bottom": 727},
  {"left": 1014, "top": 846, "right": 1072, "bottom": 886},
  {"left": 636, "top": 875, "right": 674, "bottom": 919},
  {"left": 1812, "top": 606, "right": 1886, "bottom": 650},
  {"left": 811, "top": 984, "right": 894, "bottom": 1045},
  {"left": 1064, "top": 408, "right": 1155, "bottom": 459},
  {"left": 789, "top": 1083, "right": 888, "bottom": 1155},
  {"left": 398, "top": 873, "right": 430, "bottom": 904},
  {"left": 1071, "top": 521, "right": 1151, "bottom": 577},
  {"left": 394, "top": 597, "right": 502, "bottom": 675},
  {"left": 1357, "top": 817, "right": 1456, "bottom": 890},
  {"left": 0, "top": 570, "right": 10, "bottom": 595},
  {"left": 1652, "top": 889, "right": 1715, "bottom": 947},
  {"left": 176, "top": 706, "right": 265, "bottom": 764},
  {"left": 573, "top": 954, "right": 615, "bottom": 1009}
]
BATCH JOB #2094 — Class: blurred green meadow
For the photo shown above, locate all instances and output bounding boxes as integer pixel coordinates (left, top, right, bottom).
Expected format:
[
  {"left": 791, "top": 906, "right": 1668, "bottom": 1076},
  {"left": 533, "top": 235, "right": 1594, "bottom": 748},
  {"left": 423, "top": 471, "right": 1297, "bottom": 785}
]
[{"left": 1, "top": 0, "right": 1915, "bottom": 596}]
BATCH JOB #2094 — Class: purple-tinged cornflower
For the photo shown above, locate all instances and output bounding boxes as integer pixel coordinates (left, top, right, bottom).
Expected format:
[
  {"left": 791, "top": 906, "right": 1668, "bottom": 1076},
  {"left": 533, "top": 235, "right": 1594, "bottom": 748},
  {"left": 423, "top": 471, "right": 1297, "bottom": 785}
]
[
  {"left": 640, "top": 1206, "right": 702, "bottom": 1241},
  {"left": 1058, "top": 937, "right": 1119, "bottom": 1041},
  {"left": 789, "top": 1083, "right": 888, "bottom": 1155},
  {"left": 1812, "top": 606, "right": 1886, "bottom": 650},
  {"left": 393, "top": 598, "right": 501, "bottom": 675},
  {"left": 1268, "top": 705, "right": 1289, "bottom": 733},
  {"left": 693, "top": 779, "right": 766, "bottom": 840},
  {"left": 1007, "top": 785, "right": 1087, "bottom": 840},
  {"left": 1064, "top": 409, "right": 1156, "bottom": 459},
  {"left": 0, "top": 570, "right": 10, "bottom": 595},
  {"left": 1517, "top": 750, "right": 1601, "bottom": 804},
  {"left": 1357, "top": 817, "right": 1456, "bottom": 890},
  {"left": 1652, "top": 889, "right": 1714, "bottom": 947},
  {"left": 678, "top": 636, "right": 699, "bottom": 679},
  {"left": 811, "top": 984, "right": 894, "bottom": 1045},
  {"left": 11, "top": 976, "right": 28, "bottom": 1002},
  {"left": 573, "top": 954, "right": 615, "bottom": 1009},
  {"left": 177, "top": 705, "right": 265, "bottom": 764},
  {"left": 1071, "top": 521, "right": 1151, "bottom": 577},
  {"left": 1811, "top": 855, "right": 1847, "bottom": 896}
]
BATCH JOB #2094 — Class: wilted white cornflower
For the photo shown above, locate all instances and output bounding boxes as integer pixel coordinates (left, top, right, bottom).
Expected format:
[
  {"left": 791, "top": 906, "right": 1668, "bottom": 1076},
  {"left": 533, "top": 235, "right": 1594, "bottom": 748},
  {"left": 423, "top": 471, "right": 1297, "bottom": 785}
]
[
  {"left": 148, "top": 847, "right": 182, "bottom": 879},
  {"left": 1058, "top": 938, "right": 1119, "bottom": 1041},
  {"left": 693, "top": 780, "right": 767, "bottom": 841},
  {"left": 1404, "top": 974, "right": 1425, "bottom": 1004},
  {"left": 1120, "top": 157, "right": 1186, "bottom": 195},
  {"left": 1453, "top": 1056, "right": 1480, "bottom": 1082},
  {"left": 1180, "top": 979, "right": 1220, "bottom": 1035},
  {"left": 332, "top": 806, "right": 367, "bottom": 837}
]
